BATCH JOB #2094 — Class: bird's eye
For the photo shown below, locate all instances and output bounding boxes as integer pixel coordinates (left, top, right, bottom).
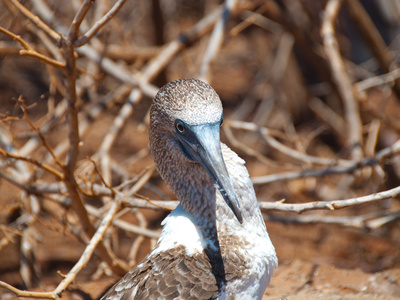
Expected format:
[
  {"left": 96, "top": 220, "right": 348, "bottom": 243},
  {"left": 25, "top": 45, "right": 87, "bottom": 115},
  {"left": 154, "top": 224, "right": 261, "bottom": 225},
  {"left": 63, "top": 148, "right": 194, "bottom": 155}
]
[
  {"left": 176, "top": 121, "right": 185, "bottom": 133},
  {"left": 220, "top": 118, "right": 224, "bottom": 127}
]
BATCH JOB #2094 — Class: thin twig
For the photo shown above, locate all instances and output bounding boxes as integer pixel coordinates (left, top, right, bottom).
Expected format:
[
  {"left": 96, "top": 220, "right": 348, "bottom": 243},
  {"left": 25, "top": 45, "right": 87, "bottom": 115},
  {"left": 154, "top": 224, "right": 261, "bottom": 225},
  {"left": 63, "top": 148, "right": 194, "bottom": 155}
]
[
  {"left": 0, "top": 281, "right": 54, "bottom": 299},
  {"left": 0, "top": 148, "right": 63, "bottom": 179},
  {"left": 67, "top": 0, "right": 94, "bottom": 41},
  {"left": 6, "top": 0, "right": 61, "bottom": 41},
  {"left": 73, "top": 0, "right": 128, "bottom": 47},
  {"left": 0, "top": 26, "right": 65, "bottom": 68},
  {"left": 8, "top": 98, "right": 64, "bottom": 169}
]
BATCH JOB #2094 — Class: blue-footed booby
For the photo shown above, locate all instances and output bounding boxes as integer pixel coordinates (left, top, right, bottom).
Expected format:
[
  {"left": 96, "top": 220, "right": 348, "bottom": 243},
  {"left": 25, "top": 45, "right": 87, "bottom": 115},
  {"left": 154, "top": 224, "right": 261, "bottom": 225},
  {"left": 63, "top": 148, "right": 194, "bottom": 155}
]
[{"left": 101, "top": 78, "right": 277, "bottom": 299}]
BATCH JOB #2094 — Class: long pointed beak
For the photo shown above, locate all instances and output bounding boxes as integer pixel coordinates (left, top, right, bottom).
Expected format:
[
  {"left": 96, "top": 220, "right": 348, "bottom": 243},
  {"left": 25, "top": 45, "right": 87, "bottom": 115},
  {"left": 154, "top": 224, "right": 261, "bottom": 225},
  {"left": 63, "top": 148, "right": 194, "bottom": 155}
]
[{"left": 177, "top": 122, "right": 243, "bottom": 224}]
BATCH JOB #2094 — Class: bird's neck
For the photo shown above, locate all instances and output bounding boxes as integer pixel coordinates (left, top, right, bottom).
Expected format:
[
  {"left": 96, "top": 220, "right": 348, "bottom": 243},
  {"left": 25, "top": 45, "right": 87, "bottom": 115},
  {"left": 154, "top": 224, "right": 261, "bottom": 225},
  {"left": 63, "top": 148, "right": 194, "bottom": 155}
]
[
  {"left": 150, "top": 133, "right": 262, "bottom": 241},
  {"left": 165, "top": 158, "right": 219, "bottom": 235},
  {"left": 150, "top": 133, "right": 221, "bottom": 235}
]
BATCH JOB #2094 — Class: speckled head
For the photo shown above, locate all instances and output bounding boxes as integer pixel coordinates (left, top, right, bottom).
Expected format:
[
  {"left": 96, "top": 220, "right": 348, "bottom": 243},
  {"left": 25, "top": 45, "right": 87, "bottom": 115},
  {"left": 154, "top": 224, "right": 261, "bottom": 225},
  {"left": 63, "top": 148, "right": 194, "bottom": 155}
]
[
  {"left": 152, "top": 79, "right": 223, "bottom": 126},
  {"left": 150, "top": 78, "right": 243, "bottom": 224}
]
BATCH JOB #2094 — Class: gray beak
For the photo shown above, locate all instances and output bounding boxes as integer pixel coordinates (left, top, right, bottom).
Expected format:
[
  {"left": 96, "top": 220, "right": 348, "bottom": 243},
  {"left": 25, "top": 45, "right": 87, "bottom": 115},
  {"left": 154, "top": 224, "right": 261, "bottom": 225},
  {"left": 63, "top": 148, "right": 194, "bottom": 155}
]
[{"left": 176, "top": 122, "right": 243, "bottom": 224}]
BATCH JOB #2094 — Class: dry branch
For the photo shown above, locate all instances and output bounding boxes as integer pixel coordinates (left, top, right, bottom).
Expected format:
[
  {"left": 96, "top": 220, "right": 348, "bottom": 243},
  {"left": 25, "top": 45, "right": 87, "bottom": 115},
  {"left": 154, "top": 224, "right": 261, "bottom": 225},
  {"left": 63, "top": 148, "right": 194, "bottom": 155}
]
[
  {"left": 321, "top": 0, "right": 363, "bottom": 160},
  {"left": 259, "top": 184, "right": 400, "bottom": 213}
]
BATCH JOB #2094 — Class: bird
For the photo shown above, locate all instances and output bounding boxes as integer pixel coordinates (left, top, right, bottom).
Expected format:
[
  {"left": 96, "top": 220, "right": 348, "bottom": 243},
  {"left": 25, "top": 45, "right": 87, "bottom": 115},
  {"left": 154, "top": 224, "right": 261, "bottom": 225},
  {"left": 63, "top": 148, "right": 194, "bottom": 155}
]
[{"left": 101, "top": 78, "right": 277, "bottom": 300}]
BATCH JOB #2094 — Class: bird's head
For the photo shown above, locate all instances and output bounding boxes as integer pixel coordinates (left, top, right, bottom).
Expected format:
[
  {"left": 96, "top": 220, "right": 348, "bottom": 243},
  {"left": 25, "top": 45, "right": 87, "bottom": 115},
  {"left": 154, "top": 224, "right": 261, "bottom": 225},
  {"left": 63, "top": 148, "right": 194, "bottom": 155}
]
[{"left": 150, "top": 79, "right": 243, "bottom": 224}]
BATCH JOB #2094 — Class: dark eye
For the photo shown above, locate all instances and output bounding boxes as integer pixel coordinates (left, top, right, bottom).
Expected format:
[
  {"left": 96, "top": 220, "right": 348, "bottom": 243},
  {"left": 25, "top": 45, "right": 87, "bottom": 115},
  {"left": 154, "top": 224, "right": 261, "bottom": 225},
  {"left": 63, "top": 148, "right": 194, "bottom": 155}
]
[
  {"left": 176, "top": 121, "right": 185, "bottom": 133},
  {"left": 220, "top": 118, "right": 223, "bottom": 127}
]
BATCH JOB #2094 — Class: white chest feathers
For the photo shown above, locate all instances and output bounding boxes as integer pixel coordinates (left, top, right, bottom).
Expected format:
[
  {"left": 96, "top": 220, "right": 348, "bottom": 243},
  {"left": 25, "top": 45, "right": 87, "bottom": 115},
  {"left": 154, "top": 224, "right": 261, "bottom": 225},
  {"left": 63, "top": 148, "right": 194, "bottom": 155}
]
[{"left": 151, "top": 205, "right": 209, "bottom": 256}]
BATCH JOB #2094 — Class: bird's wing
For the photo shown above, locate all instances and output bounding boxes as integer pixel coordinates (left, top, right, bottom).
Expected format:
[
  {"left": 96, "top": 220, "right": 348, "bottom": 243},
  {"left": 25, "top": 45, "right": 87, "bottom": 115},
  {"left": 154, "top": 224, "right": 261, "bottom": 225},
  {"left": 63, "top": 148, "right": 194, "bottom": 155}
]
[{"left": 100, "top": 245, "right": 219, "bottom": 300}]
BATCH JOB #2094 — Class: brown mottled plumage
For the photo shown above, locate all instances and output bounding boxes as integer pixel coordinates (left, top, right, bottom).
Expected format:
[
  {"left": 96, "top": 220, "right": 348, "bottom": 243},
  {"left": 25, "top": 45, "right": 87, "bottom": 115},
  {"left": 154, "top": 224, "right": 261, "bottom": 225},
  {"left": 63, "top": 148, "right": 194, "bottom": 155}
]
[
  {"left": 101, "top": 79, "right": 277, "bottom": 300},
  {"left": 108, "top": 246, "right": 218, "bottom": 300}
]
